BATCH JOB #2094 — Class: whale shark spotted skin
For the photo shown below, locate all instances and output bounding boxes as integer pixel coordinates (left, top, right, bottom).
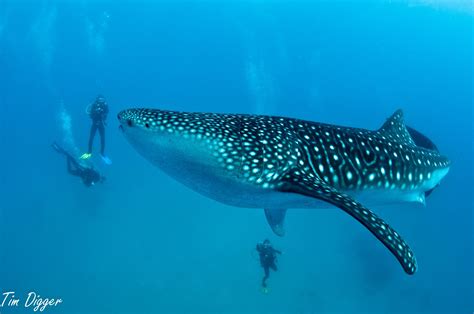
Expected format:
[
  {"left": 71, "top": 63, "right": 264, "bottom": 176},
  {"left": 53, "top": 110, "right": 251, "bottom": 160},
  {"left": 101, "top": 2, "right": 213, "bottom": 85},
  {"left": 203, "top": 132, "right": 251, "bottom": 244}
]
[{"left": 118, "top": 108, "right": 450, "bottom": 275}]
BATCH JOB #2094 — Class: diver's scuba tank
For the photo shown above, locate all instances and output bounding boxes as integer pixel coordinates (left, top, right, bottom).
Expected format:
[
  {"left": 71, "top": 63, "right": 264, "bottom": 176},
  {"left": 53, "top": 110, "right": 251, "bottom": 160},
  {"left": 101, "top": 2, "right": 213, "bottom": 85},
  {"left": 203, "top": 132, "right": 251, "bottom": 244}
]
[{"left": 85, "top": 104, "right": 92, "bottom": 115}]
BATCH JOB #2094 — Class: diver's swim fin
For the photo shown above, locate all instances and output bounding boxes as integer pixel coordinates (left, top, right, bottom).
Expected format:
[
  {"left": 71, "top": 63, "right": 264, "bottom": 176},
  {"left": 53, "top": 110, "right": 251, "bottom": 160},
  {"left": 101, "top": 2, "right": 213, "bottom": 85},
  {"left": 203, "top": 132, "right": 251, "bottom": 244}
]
[
  {"left": 51, "top": 142, "right": 64, "bottom": 154},
  {"left": 261, "top": 287, "right": 269, "bottom": 294},
  {"left": 80, "top": 153, "right": 92, "bottom": 160},
  {"left": 101, "top": 155, "right": 112, "bottom": 165},
  {"left": 51, "top": 142, "right": 71, "bottom": 156}
]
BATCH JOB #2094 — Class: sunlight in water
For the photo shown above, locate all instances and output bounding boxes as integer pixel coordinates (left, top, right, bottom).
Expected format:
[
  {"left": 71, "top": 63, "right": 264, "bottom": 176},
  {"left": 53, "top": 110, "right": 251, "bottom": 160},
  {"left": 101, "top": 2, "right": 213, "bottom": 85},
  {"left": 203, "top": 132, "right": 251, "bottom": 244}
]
[
  {"left": 85, "top": 11, "right": 110, "bottom": 56},
  {"left": 390, "top": 0, "right": 473, "bottom": 12},
  {"left": 29, "top": 5, "right": 57, "bottom": 70},
  {"left": 58, "top": 102, "right": 79, "bottom": 157}
]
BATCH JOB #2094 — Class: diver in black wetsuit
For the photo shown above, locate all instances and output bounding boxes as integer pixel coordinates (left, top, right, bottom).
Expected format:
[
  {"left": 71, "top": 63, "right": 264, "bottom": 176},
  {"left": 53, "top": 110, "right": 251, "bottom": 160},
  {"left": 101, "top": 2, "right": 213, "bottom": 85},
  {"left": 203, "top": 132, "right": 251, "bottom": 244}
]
[
  {"left": 256, "top": 239, "right": 282, "bottom": 290},
  {"left": 80, "top": 95, "right": 110, "bottom": 164},
  {"left": 52, "top": 142, "right": 104, "bottom": 187}
]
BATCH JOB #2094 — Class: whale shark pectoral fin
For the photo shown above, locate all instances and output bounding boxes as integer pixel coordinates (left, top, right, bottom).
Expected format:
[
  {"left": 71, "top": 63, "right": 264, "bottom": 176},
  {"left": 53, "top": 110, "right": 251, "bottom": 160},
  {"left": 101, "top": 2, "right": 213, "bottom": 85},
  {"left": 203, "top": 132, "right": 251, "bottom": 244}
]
[
  {"left": 281, "top": 172, "right": 417, "bottom": 275},
  {"left": 264, "top": 208, "right": 287, "bottom": 237}
]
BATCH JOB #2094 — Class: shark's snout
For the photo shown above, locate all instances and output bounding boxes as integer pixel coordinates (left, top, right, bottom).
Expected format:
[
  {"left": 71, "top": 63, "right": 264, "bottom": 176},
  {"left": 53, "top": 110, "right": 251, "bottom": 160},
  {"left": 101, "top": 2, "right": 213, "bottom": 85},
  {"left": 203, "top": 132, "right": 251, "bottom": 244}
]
[{"left": 118, "top": 109, "right": 140, "bottom": 129}]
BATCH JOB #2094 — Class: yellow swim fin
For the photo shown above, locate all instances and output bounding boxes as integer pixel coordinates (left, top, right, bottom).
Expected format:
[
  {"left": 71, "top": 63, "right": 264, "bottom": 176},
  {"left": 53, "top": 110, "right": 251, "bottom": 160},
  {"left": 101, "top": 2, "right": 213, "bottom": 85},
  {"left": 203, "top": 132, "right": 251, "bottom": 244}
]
[{"left": 80, "top": 153, "right": 92, "bottom": 160}]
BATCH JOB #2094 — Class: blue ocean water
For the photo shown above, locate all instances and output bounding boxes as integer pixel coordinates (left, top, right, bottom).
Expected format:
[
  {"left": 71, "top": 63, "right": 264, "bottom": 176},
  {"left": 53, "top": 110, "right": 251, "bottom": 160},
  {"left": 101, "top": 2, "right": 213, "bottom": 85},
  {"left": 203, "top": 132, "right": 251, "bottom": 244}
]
[{"left": 0, "top": 1, "right": 472, "bottom": 313}]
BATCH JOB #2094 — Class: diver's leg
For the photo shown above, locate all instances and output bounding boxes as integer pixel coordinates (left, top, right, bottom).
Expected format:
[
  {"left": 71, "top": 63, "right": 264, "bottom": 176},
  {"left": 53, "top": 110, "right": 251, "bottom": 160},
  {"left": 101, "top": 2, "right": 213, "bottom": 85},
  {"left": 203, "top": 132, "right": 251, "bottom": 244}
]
[
  {"left": 52, "top": 142, "right": 75, "bottom": 158},
  {"left": 88, "top": 124, "right": 98, "bottom": 154},
  {"left": 67, "top": 157, "right": 72, "bottom": 173},
  {"left": 66, "top": 157, "right": 75, "bottom": 175},
  {"left": 262, "top": 266, "right": 269, "bottom": 287},
  {"left": 52, "top": 142, "right": 65, "bottom": 155},
  {"left": 67, "top": 157, "right": 82, "bottom": 177},
  {"left": 98, "top": 124, "right": 105, "bottom": 156},
  {"left": 54, "top": 143, "right": 79, "bottom": 166},
  {"left": 270, "top": 262, "right": 278, "bottom": 272}
]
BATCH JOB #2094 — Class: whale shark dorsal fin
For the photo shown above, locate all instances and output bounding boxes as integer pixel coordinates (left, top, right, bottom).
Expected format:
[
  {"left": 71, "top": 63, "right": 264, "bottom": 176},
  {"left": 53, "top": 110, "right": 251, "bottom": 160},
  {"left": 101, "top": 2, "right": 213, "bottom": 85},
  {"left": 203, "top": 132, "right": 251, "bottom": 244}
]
[
  {"left": 280, "top": 169, "right": 417, "bottom": 275},
  {"left": 264, "top": 208, "right": 287, "bottom": 237},
  {"left": 378, "top": 109, "right": 415, "bottom": 146}
]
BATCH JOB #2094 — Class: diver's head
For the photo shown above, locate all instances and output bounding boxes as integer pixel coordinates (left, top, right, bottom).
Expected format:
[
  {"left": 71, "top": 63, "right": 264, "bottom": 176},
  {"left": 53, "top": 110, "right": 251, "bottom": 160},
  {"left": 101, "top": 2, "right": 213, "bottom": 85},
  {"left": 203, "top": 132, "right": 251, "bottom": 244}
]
[
  {"left": 96, "top": 95, "right": 106, "bottom": 104},
  {"left": 89, "top": 175, "right": 105, "bottom": 187},
  {"left": 263, "top": 239, "right": 270, "bottom": 246},
  {"left": 88, "top": 169, "right": 102, "bottom": 185}
]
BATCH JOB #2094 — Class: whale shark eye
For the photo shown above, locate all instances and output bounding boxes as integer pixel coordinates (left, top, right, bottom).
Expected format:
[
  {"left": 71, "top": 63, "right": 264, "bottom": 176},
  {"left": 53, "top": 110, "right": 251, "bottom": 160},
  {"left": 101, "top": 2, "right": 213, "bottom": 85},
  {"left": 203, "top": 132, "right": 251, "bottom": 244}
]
[
  {"left": 145, "top": 123, "right": 150, "bottom": 128},
  {"left": 127, "top": 119, "right": 133, "bottom": 127}
]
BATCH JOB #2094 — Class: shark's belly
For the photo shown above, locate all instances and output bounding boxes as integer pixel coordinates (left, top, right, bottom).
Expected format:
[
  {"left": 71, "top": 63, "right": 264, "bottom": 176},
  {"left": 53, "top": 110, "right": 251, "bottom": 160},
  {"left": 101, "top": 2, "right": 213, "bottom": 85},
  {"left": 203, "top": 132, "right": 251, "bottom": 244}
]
[
  {"left": 181, "top": 174, "right": 329, "bottom": 209},
  {"left": 168, "top": 167, "right": 426, "bottom": 209}
]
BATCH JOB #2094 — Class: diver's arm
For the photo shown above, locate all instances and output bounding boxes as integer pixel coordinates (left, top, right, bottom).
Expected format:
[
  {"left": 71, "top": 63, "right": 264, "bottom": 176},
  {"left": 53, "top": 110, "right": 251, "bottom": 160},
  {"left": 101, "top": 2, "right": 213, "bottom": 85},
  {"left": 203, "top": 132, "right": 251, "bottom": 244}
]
[
  {"left": 69, "top": 169, "right": 83, "bottom": 177},
  {"left": 88, "top": 103, "right": 95, "bottom": 118},
  {"left": 67, "top": 162, "right": 82, "bottom": 177},
  {"left": 102, "top": 105, "right": 109, "bottom": 121}
]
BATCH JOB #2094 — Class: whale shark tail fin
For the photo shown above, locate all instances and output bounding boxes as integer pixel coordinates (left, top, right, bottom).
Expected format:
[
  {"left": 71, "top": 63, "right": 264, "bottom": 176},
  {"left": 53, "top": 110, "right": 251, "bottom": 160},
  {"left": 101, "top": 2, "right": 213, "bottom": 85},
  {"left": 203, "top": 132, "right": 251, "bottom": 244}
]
[
  {"left": 406, "top": 126, "right": 439, "bottom": 152},
  {"left": 380, "top": 112, "right": 440, "bottom": 198},
  {"left": 405, "top": 126, "right": 440, "bottom": 198}
]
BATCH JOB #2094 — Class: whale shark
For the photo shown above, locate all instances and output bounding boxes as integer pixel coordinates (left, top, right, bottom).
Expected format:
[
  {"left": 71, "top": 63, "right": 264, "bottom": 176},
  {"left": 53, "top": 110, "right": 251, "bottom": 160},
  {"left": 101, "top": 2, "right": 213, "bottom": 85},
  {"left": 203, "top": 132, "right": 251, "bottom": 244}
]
[{"left": 118, "top": 108, "right": 450, "bottom": 275}]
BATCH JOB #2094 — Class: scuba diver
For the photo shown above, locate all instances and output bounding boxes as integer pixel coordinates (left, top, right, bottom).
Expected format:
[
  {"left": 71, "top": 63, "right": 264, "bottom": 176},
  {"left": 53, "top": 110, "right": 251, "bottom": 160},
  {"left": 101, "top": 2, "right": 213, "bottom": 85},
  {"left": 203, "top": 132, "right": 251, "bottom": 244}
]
[
  {"left": 52, "top": 142, "right": 105, "bottom": 187},
  {"left": 256, "top": 239, "right": 282, "bottom": 293},
  {"left": 80, "top": 95, "right": 111, "bottom": 165}
]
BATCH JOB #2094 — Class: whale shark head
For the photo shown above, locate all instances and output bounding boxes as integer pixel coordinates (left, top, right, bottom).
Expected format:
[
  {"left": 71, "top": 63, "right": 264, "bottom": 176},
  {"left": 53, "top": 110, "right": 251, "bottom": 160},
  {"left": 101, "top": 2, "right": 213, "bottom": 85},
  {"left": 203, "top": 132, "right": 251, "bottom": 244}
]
[
  {"left": 118, "top": 108, "right": 218, "bottom": 163},
  {"left": 118, "top": 108, "right": 251, "bottom": 197},
  {"left": 118, "top": 108, "right": 229, "bottom": 165}
]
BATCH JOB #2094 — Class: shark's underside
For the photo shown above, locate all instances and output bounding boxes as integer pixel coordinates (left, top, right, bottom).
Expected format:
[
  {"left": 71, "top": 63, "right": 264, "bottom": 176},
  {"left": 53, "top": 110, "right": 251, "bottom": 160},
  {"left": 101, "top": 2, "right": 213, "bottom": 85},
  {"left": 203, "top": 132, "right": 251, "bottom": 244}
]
[{"left": 118, "top": 108, "right": 450, "bottom": 275}]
